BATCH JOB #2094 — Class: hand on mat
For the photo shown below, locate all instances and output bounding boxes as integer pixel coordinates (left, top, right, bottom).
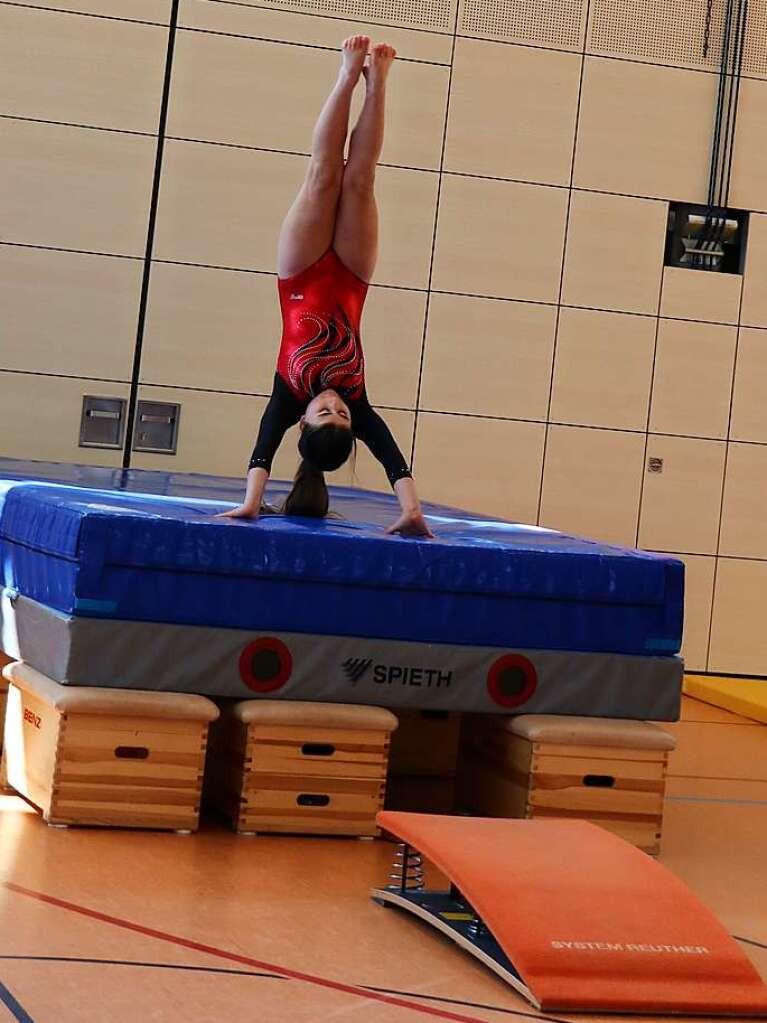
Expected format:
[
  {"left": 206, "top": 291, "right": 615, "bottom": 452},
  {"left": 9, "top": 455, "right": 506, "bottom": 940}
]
[
  {"left": 216, "top": 504, "right": 260, "bottom": 520},
  {"left": 385, "top": 509, "right": 434, "bottom": 538}
]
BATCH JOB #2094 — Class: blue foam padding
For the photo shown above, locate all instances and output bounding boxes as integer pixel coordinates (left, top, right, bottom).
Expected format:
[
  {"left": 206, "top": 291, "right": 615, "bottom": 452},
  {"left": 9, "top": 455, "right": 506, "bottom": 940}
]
[{"left": 0, "top": 458, "right": 683, "bottom": 655}]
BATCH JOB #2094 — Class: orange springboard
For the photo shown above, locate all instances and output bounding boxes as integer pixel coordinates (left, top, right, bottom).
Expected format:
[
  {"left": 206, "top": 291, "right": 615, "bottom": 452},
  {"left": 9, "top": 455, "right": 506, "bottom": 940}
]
[{"left": 376, "top": 811, "right": 767, "bottom": 1015}]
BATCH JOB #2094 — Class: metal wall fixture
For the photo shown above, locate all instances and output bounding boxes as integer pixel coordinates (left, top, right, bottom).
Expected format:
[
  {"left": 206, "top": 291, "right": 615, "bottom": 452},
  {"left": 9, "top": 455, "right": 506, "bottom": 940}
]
[
  {"left": 132, "top": 400, "right": 181, "bottom": 455},
  {"left": 665, "top": 202, "right": 748, "bottom": 273},
  {"left": 79, "top": 396, "right": 127, "bottom": 450},
  {"left": 665, "top": 0, "right": 750, "bottom": 273}
]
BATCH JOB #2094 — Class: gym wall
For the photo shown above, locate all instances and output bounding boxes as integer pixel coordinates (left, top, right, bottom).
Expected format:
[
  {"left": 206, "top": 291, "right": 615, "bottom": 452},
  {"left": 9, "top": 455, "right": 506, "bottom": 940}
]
[{"left": 2, "top": 0, "right": 766, "bottom": 675}]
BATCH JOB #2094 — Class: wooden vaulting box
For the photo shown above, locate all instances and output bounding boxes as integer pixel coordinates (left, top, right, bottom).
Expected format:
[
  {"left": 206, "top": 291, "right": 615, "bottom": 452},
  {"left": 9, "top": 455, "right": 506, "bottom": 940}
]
[
  {"left": 2, "top": 662, "right": 218, "bottom": 831},
  {"left": 459, "top": 714, "right": 676, "bottom": 855},
  {"left": 207, "top": 700, "right": 398, "bottom": 836}
]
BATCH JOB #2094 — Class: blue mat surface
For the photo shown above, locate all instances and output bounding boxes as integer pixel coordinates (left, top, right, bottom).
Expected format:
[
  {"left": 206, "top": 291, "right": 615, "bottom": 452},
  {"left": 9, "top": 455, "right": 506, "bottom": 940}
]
[{"left": 0, "top": 458, "right": 683, "bottom": 655}]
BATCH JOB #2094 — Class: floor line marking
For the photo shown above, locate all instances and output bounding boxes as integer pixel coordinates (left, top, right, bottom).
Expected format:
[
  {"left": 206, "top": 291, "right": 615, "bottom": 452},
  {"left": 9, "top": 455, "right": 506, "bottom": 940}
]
[
  {"left": 736, "top": 936, "right": 767, "bottom": 952},
  {"left": 0, "top": 955, "right": 285, "bottom": 980},
  {"left": 0, "top": 957, "right": 560, "bottom": 1020},
  {"left": 2, "top": 900, "right": 763, "bottom": 1020},
  {"left": 0, "top": 981, "right": 35, "bottom": 1023},
  {"left": 2, "top": 883, "right": 496, "bottom": 1023}
]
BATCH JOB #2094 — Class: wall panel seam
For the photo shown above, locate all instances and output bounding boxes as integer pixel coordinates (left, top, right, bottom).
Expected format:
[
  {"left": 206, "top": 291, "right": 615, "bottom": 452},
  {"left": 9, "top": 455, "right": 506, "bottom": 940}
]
[
  {"left": 634, "top": 266, "right": 667, "bottom": 549},
  {"left": 150, "top": 257, "right": 429, "bottom": 292},
  {"left": 705, "top": 271, "right": 747, "bottom": 669},
  {"left": 535, "top": 0, "right": 592, "bottom": 526},
  {"left": 0, "top": 241, "right": 143, "bottom": 261},
  {"left": 405, "top": 3, "right": 460, "bottom": 469},
  {"left": 177, "top": 24, "right": 450, "bottom": 65},
  {"left": 164, "top": 135, "right": 441, "bottom": 174},
  {"left": 0, "top": 368, "right": 130, "bottom": 384},
  {"left": 0, "top": 114, "right": 156, "bottom": 138},
  {"left": 0, "top": 0, "right": 168, "bottom": 27}
]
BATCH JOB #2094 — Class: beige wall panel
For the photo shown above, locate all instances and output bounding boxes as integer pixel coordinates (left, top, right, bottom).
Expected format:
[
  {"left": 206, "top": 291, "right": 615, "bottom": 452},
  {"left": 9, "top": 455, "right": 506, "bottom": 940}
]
[
  {"left": 168, "top": 31, "right": 448, "bottom": 171},
  {"left": 0, "top": 120, "right": 155, "bottom": 256},
  {"left": 665, "top": 553, "right": 715, "bottom": 672},
  {"left": 708, "top": 558, "right": 767, "bottom": 675},
  {"left": 539, "top": 426, "right": 644, "bottom": 545},
  {"left": 330, "top": 409, "right": 414, "bottom": 493},
  {"left": 660, "top": 266, "right": 742, "bottom": 325},
  {"left": 719, "top": 442, "right": 767, "bottom": 559},
  {"left": 729, "top": 78, "right": 767, "bottom": 212},
  {"left": 458, "top": 0, "right": 587, "bottom": 51},
  {"left": 731, "top": 328, "right": 767, "bottom": 443},
  {"left": 17, "top": 1, "right": 170, "bottom": 20},
  {"left": 639, "top": 436, "right": 726, "bottom": 554},
  {"left": 413, "top": 413, "right": 545, "bottom": 521},
  {"left": 132, "top": 386, "right": 267, "bottom": 476},
  {"left": 649, "top": 319, "right": 737, "bottom": 440},
  {"left": 154, "top": 142, "right": 305, "bottom": 271},
  {"left": 0, "top": 5, "right": 166, "bottom": 132},
  {"left": 373, "top": 168, "right": 440, "bottom": 289},
  {"left": 154, "top": 143, "right": 438, "bottom": 288},
  {"left": 270, "top": 409, "right": 415, "bottom": 493},
  {"left": 432, "top": 176, "right": 568, "bottom": 302},
  {"left": 0, "top": 373, "right": 128, "bottom": 466},
  {"left": 362, "top": 289, "right": 426, "bottom": 410},
  {"left": 0, "top": 246, "right": 140, "bottom": 380},
  {"left": 180, "top": 0, "right": 453, "bottom": 63},
  {"left": 550, "top": 307, "right": 655, "bottom": 430},
  {"left": 574, "top": 58, "right": 714, "bottom": 202},
  {"left": 740, "top": 213, "right": 767, "bottom": 328},
  {"left": 444, "top": 38, "right": 580, "bottom": 185},
  {"left": 561, "top": 191, "right": 666, "bottom": 314},
  {"left": 419, "top": 293, "right": 556, "bottom": 420},
  {"left": 141, "top": 264, "right": 279, "bottom": 394}
]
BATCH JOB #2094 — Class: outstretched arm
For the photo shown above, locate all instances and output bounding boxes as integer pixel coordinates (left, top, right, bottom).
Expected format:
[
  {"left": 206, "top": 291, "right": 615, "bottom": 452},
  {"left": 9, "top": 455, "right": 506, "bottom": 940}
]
[
  {"left": 351, "top": 395, "right": 433, "bottom": 538},
  {"left": 219, "top": 375, "right": 303, "bottom": 519}
]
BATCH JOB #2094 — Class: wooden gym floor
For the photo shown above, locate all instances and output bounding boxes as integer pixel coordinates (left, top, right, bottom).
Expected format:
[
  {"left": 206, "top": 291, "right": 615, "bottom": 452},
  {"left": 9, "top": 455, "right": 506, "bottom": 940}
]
[{"left": 0, "top": 694, "right": 765, "bottom": 1023}]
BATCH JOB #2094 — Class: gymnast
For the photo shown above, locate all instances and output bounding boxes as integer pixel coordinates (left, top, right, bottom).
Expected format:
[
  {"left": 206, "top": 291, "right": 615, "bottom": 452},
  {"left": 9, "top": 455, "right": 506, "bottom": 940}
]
[{"left": 222, "top": 36, "right": 433, "bottom": 538}]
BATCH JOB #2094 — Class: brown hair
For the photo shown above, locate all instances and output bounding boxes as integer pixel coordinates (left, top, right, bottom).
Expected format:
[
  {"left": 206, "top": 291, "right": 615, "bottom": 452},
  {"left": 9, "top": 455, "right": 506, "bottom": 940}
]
[{"left": 283, "top": 423, "right": 355, "bottom": 518}]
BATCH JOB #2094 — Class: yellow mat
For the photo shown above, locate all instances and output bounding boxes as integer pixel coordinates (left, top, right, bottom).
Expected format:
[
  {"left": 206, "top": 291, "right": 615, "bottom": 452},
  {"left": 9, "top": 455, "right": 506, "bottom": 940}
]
[{"left": 684, "top": 674, "right": 767, "bottom": 725}]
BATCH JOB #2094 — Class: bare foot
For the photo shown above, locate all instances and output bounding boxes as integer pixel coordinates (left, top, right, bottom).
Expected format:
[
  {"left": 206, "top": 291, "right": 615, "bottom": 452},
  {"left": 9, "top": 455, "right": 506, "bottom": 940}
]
[
  {"left": 364, "top": 43, "right": 397, "bottom": 90},
  {"left": 340, "top": 35, "right": 370, "bottom": 84}
]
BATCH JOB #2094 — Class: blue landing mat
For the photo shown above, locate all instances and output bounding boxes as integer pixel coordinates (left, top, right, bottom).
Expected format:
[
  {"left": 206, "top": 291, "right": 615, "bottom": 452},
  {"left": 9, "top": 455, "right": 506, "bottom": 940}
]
[{"left": 0, "top": 458, "right": 683, "bottom": 656}]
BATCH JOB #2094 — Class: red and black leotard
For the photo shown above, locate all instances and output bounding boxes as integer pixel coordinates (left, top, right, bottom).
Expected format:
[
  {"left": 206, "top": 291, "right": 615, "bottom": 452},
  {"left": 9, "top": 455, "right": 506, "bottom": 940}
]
[{"left": 249, "top": 249, "right": 412, "bottom": 486}]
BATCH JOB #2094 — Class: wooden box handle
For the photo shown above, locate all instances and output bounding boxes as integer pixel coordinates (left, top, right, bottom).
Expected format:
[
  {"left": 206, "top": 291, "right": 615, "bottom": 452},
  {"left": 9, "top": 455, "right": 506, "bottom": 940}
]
[{"left": 114, "top": 746, "right": 150, "bottom": 760}]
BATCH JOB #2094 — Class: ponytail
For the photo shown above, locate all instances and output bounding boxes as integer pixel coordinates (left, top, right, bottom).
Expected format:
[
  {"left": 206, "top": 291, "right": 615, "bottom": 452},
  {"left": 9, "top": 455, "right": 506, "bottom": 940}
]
[
  {"left": 282, "top": 422, "right": 355, "bottom": 518},
  {"left": 283, "top": 459, "right": 329, "bottom": 518}
]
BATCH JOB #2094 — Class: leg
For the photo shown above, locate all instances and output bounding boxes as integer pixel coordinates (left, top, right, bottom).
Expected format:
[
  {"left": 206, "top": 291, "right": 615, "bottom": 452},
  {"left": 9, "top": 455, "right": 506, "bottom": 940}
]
[
  {"left": 333, "top": 44, "right": 396, "bottom": 283},
  {"left": 277, "top": 36, "right": 370, "bottom": 279}
]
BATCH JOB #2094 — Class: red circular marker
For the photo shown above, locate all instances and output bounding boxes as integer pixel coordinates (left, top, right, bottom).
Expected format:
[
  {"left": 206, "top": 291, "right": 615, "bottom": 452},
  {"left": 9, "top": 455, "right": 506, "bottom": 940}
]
[
  {"left": 239, "top": 637, "right": 293, "bottom": 693},
  {"left": 487, "top": 653, "right": 538, "bottom": 709}
]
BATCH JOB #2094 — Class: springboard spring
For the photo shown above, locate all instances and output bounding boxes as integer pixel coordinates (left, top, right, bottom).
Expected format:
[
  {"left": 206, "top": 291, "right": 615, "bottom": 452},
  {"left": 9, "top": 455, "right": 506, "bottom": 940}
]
[{"left": 389, "top": 842, "right": 425, "bottom": 892}]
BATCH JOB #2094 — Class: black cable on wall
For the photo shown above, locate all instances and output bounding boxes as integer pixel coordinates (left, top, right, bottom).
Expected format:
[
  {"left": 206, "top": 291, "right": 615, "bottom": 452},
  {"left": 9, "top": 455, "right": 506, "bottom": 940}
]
[
  {"left": 122, "top": 0, "right": 180, "bottom": 469},
  {"left": 698, "top": 0, "right": 748, "bottom": 269}
]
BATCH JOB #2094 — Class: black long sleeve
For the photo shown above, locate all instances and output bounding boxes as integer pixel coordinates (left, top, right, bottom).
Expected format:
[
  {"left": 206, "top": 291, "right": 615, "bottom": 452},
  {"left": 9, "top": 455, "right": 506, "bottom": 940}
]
[
  {"left": 350, "top": 392, "right": 413, "bottom": 488},
  {"left": 248, "top": 374, "right": 304, "bottom": 472},
  {"left": 249, "top": 377, "right": 412, "bottom": 488}
]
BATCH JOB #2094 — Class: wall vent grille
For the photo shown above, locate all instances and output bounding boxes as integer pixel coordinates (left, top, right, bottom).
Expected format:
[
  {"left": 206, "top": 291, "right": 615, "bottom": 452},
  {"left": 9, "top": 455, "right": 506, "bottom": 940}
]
[
  {"left": 460, "top": 0, "right": 587, "bottom": 50},
  {"left": 588, "top": 0, "right": 767, "bottom": 78},
  {"left": 252, "top": 0, "right": 455, "bottom": 31}
]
